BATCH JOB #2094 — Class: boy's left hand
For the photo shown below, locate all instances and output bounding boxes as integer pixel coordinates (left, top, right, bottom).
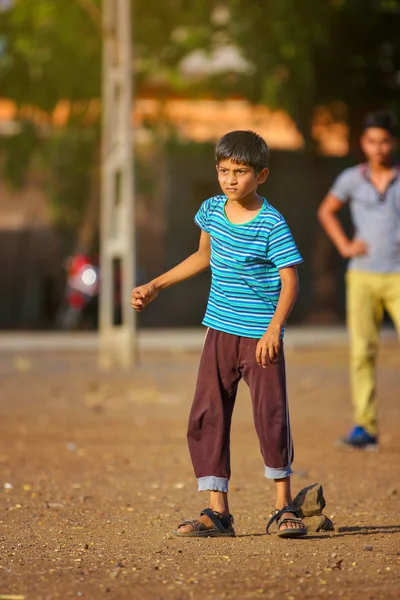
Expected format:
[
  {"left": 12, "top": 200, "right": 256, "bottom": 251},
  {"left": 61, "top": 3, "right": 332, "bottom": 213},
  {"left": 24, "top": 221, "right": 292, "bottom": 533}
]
[{"left": 256, "top": 326, "right": 282, "bottom": 367}]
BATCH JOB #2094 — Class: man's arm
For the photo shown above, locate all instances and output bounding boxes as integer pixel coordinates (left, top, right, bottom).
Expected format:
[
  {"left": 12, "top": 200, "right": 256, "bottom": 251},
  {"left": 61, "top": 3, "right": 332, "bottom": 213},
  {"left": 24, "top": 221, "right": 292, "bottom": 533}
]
[
  {"left": 256, "top": 266, "right": 299, "bottom": 367},
  {"left": 318, "top": 193, "right": 367, "bottom": 258},
  {"left": 131, "top": 229, "right": 210, "bottom": 312}
]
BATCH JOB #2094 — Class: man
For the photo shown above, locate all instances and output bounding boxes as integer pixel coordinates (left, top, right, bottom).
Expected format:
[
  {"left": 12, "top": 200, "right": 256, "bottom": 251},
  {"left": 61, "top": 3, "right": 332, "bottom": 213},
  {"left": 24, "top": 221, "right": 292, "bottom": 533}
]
[{"left": 318, "top": 110, "right": 400, "bottom": 450}]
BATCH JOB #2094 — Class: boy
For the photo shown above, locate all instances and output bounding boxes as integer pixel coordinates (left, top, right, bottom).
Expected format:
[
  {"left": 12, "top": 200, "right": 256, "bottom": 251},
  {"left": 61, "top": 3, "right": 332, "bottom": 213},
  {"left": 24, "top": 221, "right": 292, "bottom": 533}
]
[
  {"left": 132, "top": 130, "right": 306, "bottom": 538},
  {"left": 318, "top": 111, "right": 400, "bottom": 450}
]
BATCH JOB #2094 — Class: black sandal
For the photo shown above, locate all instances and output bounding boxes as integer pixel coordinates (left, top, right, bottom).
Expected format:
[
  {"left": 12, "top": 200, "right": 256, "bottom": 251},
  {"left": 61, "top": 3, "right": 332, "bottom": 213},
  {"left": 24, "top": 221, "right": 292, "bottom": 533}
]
[
  {"left": 266, "top": 505, "right": 307, "bottom": 538},
  {"left": 173, "top": 508, "right": 235, "bottom": 537}
]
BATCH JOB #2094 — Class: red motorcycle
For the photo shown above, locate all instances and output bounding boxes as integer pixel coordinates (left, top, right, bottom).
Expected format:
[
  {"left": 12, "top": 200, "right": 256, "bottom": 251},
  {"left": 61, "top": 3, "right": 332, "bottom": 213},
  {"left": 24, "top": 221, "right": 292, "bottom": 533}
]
[{"left": 58, "top": 252, "right": 100, "bottom": 330}]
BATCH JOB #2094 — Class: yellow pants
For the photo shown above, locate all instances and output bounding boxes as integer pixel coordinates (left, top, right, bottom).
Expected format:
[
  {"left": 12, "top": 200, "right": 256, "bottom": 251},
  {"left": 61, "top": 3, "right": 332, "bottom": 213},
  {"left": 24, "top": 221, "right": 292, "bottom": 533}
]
[{"left": 346, "top": 270, "right": 400, "bottom": 436}]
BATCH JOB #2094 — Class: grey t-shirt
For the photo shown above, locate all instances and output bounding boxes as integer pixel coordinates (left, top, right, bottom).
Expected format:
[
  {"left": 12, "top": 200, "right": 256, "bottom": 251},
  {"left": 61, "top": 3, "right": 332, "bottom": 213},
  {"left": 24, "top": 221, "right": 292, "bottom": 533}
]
[{"left": 330, "top": 164, "right": 400, "bottom": 273}]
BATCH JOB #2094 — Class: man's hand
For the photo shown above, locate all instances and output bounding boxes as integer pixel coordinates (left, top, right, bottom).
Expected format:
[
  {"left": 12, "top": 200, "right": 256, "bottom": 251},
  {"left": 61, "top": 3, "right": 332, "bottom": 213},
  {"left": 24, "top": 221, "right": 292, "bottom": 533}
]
[
  {"left": 256, "top": 325, "right": 282, "bottom": 368},
  {"left": 318, "top": 194, "right": 369, "bottom": 260},
  {"left": 131, "top": 282, "right": 159, "bottom": 312},
  {"left": 341, "top": 238, "right": 368, "bottom": 258}
]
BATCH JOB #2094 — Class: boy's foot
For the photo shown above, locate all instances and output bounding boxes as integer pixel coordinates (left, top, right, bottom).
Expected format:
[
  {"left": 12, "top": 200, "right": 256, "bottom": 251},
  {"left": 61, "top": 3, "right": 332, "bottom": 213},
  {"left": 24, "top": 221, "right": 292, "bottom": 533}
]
[
  {"left": 173, "top": 508, "right": 235, "bottom": 537},
  {"left": 266, "top": 506, "right": 307, "bottom": 538},
  {"left": 335, "top": 425, "right": 378, "bottom": 450}
]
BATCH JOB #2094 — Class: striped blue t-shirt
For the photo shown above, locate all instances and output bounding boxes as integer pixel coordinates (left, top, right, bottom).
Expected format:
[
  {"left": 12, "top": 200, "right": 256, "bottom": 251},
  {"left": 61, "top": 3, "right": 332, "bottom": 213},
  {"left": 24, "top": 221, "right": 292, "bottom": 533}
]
[{"left": 195, "top": 195, "right": 302, "bottom": 338}]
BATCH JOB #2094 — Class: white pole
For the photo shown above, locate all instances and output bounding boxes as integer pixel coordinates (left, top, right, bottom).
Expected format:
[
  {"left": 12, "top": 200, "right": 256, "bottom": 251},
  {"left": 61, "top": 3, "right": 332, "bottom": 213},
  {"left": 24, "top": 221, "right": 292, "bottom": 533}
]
[{"left": 99, "top": 0, "right": 136, "bottom": 368}]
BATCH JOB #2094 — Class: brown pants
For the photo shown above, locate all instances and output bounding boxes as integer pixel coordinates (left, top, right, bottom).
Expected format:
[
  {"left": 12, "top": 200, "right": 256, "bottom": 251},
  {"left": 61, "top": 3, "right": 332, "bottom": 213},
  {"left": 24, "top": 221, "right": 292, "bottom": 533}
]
[{"left": 187, "top": 328, "right": 293, "bottom": 492}]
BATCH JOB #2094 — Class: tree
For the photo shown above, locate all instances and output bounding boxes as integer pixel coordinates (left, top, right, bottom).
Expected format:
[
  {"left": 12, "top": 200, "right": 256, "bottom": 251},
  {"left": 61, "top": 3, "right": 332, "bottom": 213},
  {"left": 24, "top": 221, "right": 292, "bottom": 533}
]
[
  {"left": 0, "top": 0, "right": 222, "bottom": 241},
  {"left": 0, "top": 0, "right": 222, "bottom": 111},
  {"left": 227, "top": 0, "right": 400, "bottom": 147},
  {"left": 0, "top": 0, "right": 102, "bottom": 249},
  {"left": 2, "top": 0, "right": 400, "bottom": 154},
  {"left": 0, "top": 0, "right": 101, "bottom": 111}
]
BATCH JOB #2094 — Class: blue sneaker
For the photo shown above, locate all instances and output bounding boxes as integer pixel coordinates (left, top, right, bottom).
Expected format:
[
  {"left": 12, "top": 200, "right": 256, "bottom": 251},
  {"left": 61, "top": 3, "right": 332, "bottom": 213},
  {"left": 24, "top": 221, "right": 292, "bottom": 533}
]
[{"left": 336, "top": 425, "right": 378, "bottom": 450}]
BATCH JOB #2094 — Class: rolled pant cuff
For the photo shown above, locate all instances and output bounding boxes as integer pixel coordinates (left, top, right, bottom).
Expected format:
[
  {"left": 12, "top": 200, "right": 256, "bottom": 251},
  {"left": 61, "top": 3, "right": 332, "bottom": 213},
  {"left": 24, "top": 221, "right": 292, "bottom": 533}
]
[
  {"left": 264, "top": 464, "right": 293, "bottom": 479},
  {"left": 197, "top": 476, "right": 228, "bottom": 492}
]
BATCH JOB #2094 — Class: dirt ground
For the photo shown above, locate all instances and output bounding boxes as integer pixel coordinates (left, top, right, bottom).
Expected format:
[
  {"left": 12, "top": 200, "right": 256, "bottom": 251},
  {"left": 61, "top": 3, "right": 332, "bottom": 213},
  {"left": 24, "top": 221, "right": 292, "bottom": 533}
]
[{"left": 0, "top": 342, "right": 399, "bottom": 600}]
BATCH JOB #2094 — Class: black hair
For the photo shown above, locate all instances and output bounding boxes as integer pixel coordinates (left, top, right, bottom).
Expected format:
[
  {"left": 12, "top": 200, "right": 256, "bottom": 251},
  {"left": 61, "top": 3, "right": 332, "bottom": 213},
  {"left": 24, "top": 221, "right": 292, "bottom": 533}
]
[
  {"left": 215, "top": 130, "right": 269, "bottom": 173},
  {"left": 364, "top": 110, "right": 398, "bottom": 137}
]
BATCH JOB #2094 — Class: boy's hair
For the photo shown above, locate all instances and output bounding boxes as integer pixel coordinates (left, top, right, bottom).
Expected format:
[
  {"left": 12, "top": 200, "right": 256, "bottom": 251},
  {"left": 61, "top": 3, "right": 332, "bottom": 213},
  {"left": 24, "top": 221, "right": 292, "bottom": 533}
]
[
  {"left": 215, "top": 130, "right": 269, "bottom": 173},
  {"left": 364, "top": 110, "right": 398, "bottom": 137}
]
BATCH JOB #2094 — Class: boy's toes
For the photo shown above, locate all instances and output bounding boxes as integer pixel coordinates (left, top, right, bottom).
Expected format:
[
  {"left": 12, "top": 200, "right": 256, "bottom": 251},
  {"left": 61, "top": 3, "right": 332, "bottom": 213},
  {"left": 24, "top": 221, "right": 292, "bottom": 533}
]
[
  {"left": 176, "top": 523, "right": 193, "bottom": 533},
  {"left": 175, "top": 514, "right": 214, "bottom": 534},
  {"left": 280, "top": 512, "right": 304, "bottom": 530}
]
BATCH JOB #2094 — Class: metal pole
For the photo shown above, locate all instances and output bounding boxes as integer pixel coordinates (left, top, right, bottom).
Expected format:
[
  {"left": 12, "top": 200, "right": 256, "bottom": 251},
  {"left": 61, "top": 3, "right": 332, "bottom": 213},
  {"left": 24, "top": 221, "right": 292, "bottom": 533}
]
[{"left": 99, "top": 0, "right": 136, "bottom": 368}]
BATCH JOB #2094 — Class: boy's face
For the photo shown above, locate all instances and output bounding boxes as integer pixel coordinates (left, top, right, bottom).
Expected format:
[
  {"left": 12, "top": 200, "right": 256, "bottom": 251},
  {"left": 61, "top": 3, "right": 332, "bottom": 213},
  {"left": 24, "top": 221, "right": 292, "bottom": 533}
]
[
  {"left": 216, "top": 159, "right": 269, "bottom": 201},
  {"left": 360, "top": 127, "right": 397, "bottom": 165}
]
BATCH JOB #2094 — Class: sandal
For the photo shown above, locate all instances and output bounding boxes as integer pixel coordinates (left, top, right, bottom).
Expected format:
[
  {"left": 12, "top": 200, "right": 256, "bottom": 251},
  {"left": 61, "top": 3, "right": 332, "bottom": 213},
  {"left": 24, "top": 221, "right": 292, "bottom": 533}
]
[
  {"left": 173, "top": 508, "right": 235, "bottom": 538},
  {"left": 266, "top": 505, "right": 307, "bottom": 538}
]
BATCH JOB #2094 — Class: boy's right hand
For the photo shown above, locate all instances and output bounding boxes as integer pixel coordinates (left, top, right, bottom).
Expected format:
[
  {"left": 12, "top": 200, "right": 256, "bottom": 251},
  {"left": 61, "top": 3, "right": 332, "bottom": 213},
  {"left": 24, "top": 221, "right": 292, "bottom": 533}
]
[
  {"left": 342, "top": 238, "right": 368, "bottom": 258},
  {"left": 131, "top": 283, "right": 159, "bottom": 312}
]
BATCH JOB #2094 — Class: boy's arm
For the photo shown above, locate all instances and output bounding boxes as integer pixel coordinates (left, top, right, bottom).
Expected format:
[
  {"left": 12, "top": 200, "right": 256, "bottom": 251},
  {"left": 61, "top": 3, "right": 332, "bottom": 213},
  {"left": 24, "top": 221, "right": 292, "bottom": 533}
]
[
  {"left": 318, "top": 193, "right": 367, "bottom": 258},
  {"left": 256, "top": 266, "right": 299, "bottom": 367},
  {"left": 131, "top": 230, "right": 210, "bottom": 312}
]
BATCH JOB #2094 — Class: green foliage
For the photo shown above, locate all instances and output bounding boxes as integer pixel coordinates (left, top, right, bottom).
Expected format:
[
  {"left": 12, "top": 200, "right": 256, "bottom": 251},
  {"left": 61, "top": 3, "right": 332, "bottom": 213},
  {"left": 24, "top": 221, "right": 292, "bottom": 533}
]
[
  {"left": 44, "top": 126, "right": 98, "bottom": 228},
  {"left": 1, "top": 0, "right": 400, "bottom": 127},
  {"left": 227, "top": 0, "right": 400, "bottom": 134},
  {"left": 0, "top": 0, "right": 101, "bottom": 111},
  {"left": 134, "top": 0, "right": 218, "bottom": 82},
  {"left": 0, "top": 119, "right": 39, "bottom": 187},
  {"left": 0, "top": 0, "right": 224, "bottom": 108},
  {"left": 0, "top": 0, "right": 103, "bottom": 235},
  {"left": 228, "top": 0, "right": 330, "bottom": 110}
]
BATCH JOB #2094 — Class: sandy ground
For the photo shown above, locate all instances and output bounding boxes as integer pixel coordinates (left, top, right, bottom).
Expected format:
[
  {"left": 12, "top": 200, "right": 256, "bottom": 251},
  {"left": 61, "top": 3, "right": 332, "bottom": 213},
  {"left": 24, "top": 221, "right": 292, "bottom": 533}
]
[{"left": 0, "top": 343, "right": 399, "bottom": 600}]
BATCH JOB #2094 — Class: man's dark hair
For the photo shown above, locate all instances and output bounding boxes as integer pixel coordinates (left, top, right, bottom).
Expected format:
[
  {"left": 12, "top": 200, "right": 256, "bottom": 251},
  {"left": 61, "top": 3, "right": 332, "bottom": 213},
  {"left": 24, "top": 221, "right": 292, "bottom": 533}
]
[
  {"left": 215, "top": 130, "right": 269, "bottom": 173},
  {"left": 364, "top": 110, "right": 398, "bottom": 137}
]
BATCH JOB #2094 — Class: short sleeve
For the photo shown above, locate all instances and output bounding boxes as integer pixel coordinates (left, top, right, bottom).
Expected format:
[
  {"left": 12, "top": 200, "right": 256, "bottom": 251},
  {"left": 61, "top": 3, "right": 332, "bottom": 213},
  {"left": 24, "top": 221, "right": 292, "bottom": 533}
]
[
  {"left": 329, "top": 168, "right": 356, "bottom": 203},
  {"left": 194, "top": 199, "right": 211, "bottom": 233},
  {"left": 266, "top": 219, "right": 303, "bottom": 270}
]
